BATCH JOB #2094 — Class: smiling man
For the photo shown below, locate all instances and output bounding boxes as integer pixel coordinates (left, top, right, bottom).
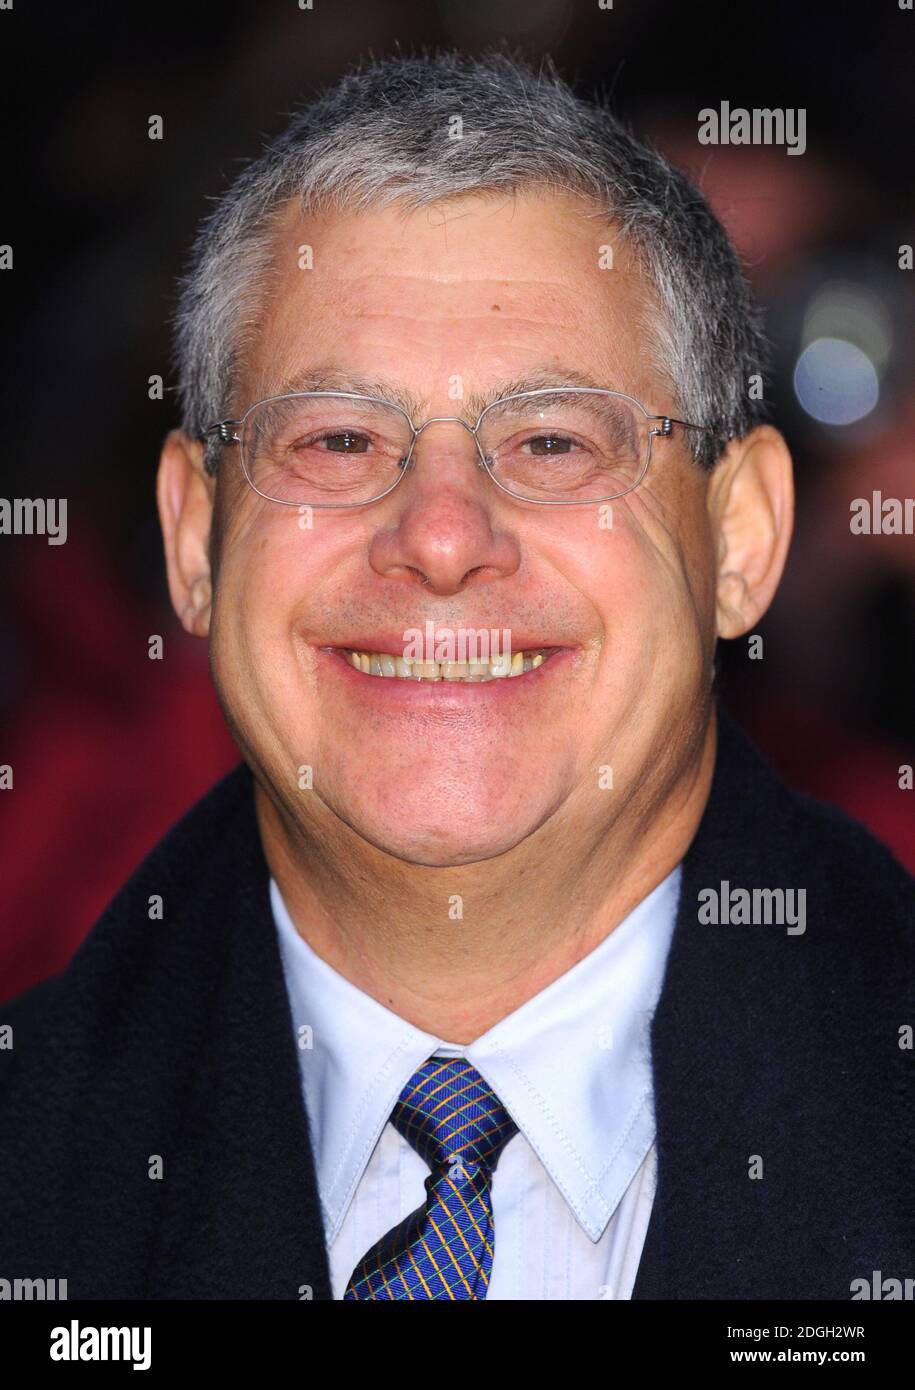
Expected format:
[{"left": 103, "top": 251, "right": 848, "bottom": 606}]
[{"left": 1, "top": 52, "right": 912, "bottom": 1302}]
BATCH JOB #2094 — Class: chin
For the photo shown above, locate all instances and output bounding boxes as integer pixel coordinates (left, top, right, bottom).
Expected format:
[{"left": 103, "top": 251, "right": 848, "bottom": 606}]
[
  {"left": 365, "top": 833, "right": 531, "bottom": 869},
  {"left": 336, "top": 799, "right": 551, "bottom": 868},
  {"left": 308, "top": 748, "right": 563, "bottom": 863}
]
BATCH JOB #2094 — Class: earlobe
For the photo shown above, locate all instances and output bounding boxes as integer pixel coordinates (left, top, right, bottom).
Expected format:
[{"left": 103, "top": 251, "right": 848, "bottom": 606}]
[
  {"left": 156, "top": 429, "right": 215, "bottom": 638},
  {"left": 716, "top": 568, "right": 752, "bottom": 639},
  {"left": 709, "top": 425, "right": 794, "bottom": 641},
  {"left": 183, "top": 574, "right": 213, "bottom": 634}
]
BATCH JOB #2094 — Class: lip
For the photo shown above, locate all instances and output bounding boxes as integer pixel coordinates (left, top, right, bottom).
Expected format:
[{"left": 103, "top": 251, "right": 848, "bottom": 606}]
[{"left": 315, "top": 643, "right": 577, "bottom": 705}]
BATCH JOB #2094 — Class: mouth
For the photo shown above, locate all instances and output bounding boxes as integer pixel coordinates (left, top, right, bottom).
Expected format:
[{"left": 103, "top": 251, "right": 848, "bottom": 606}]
[{"left": 332, "top": 646, "right": 558, "bottom": 682}]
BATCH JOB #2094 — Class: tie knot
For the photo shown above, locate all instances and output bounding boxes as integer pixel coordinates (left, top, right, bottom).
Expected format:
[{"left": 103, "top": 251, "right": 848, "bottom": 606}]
[{"left": 392, "top": 1057, "right": 518, "bottom": 1173}]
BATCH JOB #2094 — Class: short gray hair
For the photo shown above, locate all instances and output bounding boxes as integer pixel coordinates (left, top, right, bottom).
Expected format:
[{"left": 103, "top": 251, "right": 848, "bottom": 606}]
[{"left": 173, "top": 50, "right": 770, "bottom": 472}]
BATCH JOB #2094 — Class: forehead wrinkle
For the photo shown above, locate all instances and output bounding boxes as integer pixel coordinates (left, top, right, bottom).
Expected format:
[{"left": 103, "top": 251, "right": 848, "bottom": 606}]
[{"left": 261, "top": 363, "right": 613, "bottom": 423}]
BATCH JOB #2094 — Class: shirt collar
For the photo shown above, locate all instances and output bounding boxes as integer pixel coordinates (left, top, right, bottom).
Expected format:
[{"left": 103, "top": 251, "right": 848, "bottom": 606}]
[{"left": 272, "top": 865, "right": 680, "bottom": 1243}]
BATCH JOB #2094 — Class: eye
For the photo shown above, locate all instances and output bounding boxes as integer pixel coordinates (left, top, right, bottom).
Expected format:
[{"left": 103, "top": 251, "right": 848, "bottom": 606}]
[
  {"left": 297, "top": 430, "right": 372, "bottom": 454},
  {"left": 524, "top": 433, "right": 577, "bottom": 456}
]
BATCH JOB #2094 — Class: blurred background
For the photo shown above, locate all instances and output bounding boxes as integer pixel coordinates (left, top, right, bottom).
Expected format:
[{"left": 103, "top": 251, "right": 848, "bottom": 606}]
[{"left": 1, "top": 0, "right": 913, "bottom": 998}]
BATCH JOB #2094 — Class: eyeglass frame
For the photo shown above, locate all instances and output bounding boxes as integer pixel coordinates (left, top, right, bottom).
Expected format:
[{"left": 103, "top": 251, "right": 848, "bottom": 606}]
[{"left": 200, "top": 386, "right": 716, "bottom": 508}]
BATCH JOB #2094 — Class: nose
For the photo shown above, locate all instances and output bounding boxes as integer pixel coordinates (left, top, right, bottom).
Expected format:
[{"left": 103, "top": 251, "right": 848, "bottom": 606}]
[{"left": 368, "top": 418, "right": 521, "bottom": 596}]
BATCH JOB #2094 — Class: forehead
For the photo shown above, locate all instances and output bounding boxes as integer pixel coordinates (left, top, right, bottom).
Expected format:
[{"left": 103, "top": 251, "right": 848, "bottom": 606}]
[{"left": 240, "top": 188, "right": 665, "bottom": 411}]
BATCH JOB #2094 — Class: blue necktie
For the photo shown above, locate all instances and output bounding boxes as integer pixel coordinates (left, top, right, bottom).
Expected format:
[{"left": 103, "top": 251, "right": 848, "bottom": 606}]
[{"left": 344, "top": 1056, "right": 518, "bottom": 1299}]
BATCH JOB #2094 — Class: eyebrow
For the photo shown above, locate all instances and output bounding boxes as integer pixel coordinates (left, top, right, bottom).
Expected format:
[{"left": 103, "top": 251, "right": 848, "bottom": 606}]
[{"left": 261, "top": 364, "right": 612, "bottom": 421}]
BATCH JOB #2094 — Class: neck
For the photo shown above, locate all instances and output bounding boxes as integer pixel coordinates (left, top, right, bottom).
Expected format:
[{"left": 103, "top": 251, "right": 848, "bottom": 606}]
[{"left": 255, "top": 713, "right": 717, "bottom": 1044}]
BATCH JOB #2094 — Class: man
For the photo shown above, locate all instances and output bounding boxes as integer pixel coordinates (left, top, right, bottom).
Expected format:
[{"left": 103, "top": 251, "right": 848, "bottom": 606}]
[{"left": 1, "top": 51, "right": 912, "bottom": 1301}]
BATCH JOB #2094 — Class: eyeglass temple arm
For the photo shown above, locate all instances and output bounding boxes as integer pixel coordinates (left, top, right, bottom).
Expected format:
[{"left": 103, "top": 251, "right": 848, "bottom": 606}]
[
  {"left": 648, "top": 416, "right": 716, "bottom": 436},
  {"left": 201, "top": 420, "right": 240, "bottom": 475}
]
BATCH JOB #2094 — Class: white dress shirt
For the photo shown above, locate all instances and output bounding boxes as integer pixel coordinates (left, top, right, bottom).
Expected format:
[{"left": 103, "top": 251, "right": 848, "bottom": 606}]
[{"left": 271, "top": 864, "right": 681, "bottom": 1300}]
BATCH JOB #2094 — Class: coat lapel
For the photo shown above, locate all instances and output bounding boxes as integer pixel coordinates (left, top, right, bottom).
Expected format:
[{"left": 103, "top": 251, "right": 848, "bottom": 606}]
[
  {"left": 633, "top": 708, "right": 906, "bottom": 1298},
  {"left": 145, "top": 772, "right": 332, "bottom": 1299}
]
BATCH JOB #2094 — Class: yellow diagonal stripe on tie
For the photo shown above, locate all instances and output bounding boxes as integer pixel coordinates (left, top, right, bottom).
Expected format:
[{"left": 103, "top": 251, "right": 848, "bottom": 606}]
[
  {"left": 428, "top": 1212, "right": 476, "bottom": 1297},
  {"left": 418, "top": 1231, "right": 456, "bottom": 1299},
  {"left": 406, "top": 1244, "right": 434, "bottom": 1298}
]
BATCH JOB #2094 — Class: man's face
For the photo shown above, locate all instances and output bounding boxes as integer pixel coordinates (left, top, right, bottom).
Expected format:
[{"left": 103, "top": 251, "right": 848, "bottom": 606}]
[{"left": 207, "top": 189, "right": 718, "bottom": 865}]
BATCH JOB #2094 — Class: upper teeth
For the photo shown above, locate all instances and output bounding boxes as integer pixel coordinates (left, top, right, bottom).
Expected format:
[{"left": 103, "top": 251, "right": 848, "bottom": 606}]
[{"left": 346, "top": 650, "right": 547, "bottom": 680}]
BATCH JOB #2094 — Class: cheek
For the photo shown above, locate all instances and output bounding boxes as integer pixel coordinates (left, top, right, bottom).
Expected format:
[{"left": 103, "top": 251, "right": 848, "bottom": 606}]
[
  {"left": 209, "top": 513, "right": 326, "bottom": 712},
  {"left": 564, "top": 495, "right": 712, "bottom": 688}
]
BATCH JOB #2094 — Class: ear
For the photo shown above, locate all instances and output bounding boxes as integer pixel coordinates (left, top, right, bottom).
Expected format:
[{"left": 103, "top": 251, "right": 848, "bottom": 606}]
[
  {"left": 707, "top": 424, "right": 794, "bottom": 639},
  {"left": 156, "top": 429, "right": 215, "bottom": 637}
]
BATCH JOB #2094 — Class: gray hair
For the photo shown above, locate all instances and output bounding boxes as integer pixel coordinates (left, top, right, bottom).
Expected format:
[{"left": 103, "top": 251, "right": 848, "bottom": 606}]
[{"left": 174, "top": 50, "right": 770, "bottom": 473}]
